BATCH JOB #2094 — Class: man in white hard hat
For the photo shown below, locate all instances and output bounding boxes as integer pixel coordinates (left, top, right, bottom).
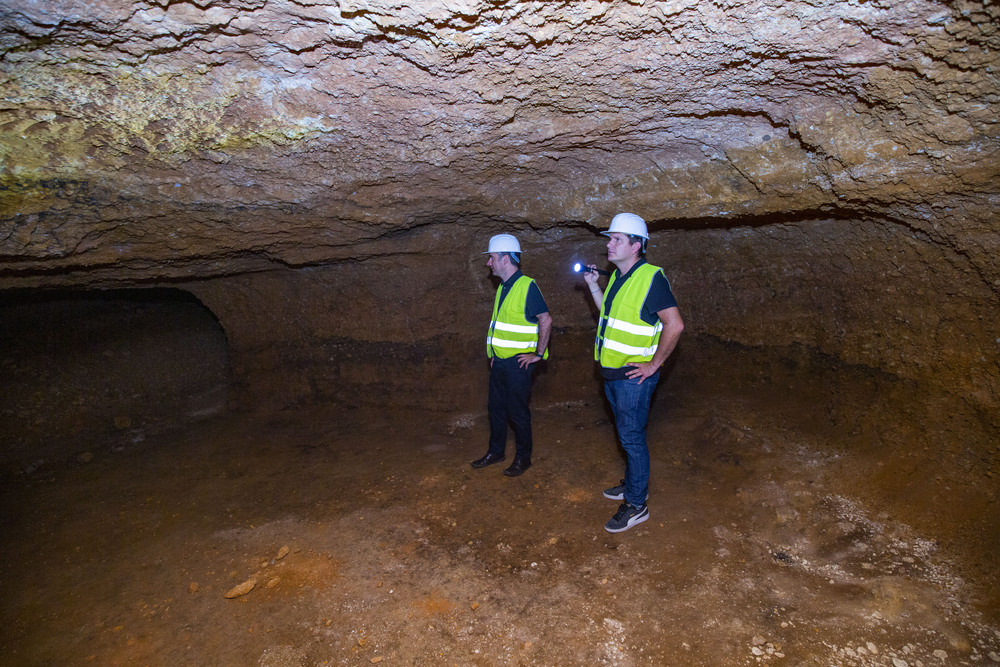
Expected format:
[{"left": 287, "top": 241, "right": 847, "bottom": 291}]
[
  {"left": 581, "top": 213, "right": 684, "bottom": 533},
  {"left": 472, "top": 233, "right": 553, "bottom": 477}
]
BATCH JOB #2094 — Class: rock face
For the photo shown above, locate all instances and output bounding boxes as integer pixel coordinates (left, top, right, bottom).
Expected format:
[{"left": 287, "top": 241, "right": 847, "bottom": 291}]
[{"left": 1, "top": 0, "right": 998, "bottom": 417}]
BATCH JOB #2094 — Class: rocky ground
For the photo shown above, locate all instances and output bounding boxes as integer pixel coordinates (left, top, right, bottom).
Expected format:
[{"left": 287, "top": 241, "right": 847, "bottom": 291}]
[{"left": 2, "top": 371, "right": 998, "bottom": 666}]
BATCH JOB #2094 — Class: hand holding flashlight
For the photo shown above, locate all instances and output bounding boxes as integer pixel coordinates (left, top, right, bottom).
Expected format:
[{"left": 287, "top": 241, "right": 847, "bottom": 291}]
[{"left": 573, "top": 262, "right": 611, "bottom": 277}]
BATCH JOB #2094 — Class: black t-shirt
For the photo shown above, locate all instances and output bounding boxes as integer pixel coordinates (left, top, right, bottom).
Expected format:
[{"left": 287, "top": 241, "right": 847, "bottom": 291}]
[
  {"left": 599, "top": 259, "right": 677, "bottom": 378},
  {"left": 498, "top": 270, "right": 548, "bottom": 323}
]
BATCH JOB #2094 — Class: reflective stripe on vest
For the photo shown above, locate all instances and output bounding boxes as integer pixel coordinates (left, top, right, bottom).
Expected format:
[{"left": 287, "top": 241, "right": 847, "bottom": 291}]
[
  {"left": 595, "top": 263, "right": 664, "bottom": 367},
  {"left": 487, "top": 275, "right": 547, "bottom": 359}
]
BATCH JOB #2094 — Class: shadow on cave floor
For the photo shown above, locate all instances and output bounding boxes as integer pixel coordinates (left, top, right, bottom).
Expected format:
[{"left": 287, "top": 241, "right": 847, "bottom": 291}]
[{"left": 1, "top": 360, "right": 998, "bottom": 667}]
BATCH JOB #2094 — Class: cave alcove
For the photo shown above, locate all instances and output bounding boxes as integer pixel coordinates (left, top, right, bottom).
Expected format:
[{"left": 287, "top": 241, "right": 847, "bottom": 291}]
[{"left": 0, "top": 288, "right": 230, "bottom": 470}]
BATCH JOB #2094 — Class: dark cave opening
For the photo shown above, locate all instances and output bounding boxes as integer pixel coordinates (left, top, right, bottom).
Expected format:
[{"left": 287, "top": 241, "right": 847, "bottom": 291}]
[{"left": 0, "top": 288, "right": 230, "bottom": 471}]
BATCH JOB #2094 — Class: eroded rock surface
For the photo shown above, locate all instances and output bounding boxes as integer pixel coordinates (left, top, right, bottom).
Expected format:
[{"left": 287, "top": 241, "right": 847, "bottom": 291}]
[
  {"left": 1, "top": 0, "right": 998, "bottom": 414},
  {"left": 2, "top": 0, "right": 997, "bottom": 277}
]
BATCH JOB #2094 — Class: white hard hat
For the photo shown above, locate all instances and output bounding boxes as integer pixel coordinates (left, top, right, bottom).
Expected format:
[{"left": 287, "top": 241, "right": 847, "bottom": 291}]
[
  {"left": 483, "top": 233, "right": 522, "bottom": 254},
  {"left": 602, "top": 212, "right": 648, "bottom": 240}
]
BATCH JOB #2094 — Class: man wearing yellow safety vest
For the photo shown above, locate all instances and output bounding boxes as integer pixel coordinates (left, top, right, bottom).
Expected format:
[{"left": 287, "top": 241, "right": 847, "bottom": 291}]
[
  {"left": 472, "top": 234, "right": 553, "bottom": 477},
  {"left": 581, "top": 213, "right": 684, "bottom": 533}
]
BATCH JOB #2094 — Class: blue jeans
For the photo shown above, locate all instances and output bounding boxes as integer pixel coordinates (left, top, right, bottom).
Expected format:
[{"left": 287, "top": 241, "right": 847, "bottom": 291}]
[
  {"left": 487, "top": 356, "right": 535, "bottom": 461},
  {"left": 604, "top": 372, "right": 659, "bottom": 506}
]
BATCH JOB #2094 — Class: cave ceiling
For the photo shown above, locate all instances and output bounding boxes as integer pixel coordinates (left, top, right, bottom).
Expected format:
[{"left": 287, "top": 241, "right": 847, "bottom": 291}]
[{"left": 1, "top": 0, "right": 998, "bottom": 287}]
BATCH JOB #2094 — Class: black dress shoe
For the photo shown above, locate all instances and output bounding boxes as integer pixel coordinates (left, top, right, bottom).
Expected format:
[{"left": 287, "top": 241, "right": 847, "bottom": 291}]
[
  {"left": 471, "top": 452, "right": 505, "bottom": 469},
  {"left": 503, "top": 458, "right": 532, "bottom": 477}
]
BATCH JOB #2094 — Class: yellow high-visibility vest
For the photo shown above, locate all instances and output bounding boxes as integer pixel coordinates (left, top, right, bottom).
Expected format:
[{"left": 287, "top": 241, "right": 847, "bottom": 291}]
[
  {"left": 595, "top": 263, "right": 663, "bottom": 367},
  {"left": 487, "top": 276, "right": 548, "bottom": 360}
]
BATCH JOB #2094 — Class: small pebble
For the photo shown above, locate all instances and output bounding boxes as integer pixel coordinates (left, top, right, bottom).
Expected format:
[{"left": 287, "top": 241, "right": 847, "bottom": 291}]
[
  {"left": 224, "top": 577, "right": 256, "bottom": 599},
  {"left": 892, "top": 658, "right": 908, "bottom": 667},
  {"left": 932, "top": 650, "right": 947, "bottom": 660}
]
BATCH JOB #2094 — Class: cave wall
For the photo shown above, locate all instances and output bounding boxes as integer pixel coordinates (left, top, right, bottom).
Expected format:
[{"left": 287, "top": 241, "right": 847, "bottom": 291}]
[
  {"left": 171, "top": 212, "right": 998, "bottom": 428},
  {"left": 669, "top": 215, "right": 1000, "bottom": 421},
  {"left": 181, "top": 225, "right": 606, "bottom": 413}
]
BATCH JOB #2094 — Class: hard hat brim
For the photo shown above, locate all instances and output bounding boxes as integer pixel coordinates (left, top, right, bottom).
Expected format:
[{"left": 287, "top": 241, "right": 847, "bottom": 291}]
[{"left": 601, "top": 231, "right": 648, "bottom": 239}]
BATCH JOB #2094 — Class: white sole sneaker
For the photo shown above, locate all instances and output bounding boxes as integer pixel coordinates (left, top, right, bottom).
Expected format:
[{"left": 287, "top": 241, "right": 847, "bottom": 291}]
[
  {"left": 603, "top": 483, "right": 647, "bottom": 502},
  {"left": 604, "top": 503, "right": 649, "bottom": 533}
]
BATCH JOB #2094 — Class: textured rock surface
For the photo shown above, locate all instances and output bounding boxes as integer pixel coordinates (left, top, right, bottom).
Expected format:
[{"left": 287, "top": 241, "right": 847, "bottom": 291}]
[
  {"left": 3, "top": 0, "right": 998, "bottom": 275},
  {"left": 1, "top": 0, "right": 999, "bottom": 414}
]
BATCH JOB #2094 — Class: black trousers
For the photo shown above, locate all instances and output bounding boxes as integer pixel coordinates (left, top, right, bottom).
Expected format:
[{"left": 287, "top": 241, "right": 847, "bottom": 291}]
[{"left": 487, "top": 356, "right": 535, "bottom": 462}]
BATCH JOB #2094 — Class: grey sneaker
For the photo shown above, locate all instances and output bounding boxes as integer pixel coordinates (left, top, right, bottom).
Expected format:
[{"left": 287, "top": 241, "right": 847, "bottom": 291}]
[
  {"left": 605, "top": 502, "right": 649, "bottom": 533},
  {"left": 603, "top": 479, "right": 626, "bottom": 500},
  {"left": 602, "top": 479, "right": 648, "bottom": 502}
]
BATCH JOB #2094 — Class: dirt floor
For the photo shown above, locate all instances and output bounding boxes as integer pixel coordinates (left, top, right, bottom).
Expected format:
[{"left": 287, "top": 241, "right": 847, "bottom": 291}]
[
  {"left": 2, "top": 292, "right": 999, "bottom": 666},
  {"left": 2, "top": 368, "right": 999, "bottom": 666}
]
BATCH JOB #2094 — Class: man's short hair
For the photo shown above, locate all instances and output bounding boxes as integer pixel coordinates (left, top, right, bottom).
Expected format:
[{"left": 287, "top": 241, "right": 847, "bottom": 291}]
[
  {"left": 503, "top": 251, "right": 521, "bottom": 265},
  {"left": 627, "top": 234, "right": 647, "bottom": 255}
]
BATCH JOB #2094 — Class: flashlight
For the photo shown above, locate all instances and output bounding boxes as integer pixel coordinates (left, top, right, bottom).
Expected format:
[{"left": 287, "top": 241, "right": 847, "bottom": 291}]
[{"left": 573, "top": 262, "right": 611, "bottom": 276}]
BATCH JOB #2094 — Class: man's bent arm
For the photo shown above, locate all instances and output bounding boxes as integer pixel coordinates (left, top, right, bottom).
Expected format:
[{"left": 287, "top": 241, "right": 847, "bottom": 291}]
[
  {"left": 626, "top": 306, "right": 684, "bottom": 382},
  {"left": 517, "top": 311, "right": 552, "bottom": 367},
  {"left": 535, "top": 311, "right": 552, "bottom": 357}
]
